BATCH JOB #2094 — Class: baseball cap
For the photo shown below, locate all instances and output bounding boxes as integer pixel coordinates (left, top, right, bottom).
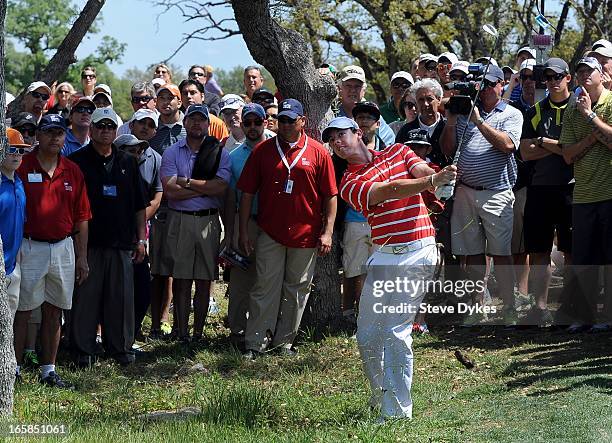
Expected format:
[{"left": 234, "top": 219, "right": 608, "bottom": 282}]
[
  {"left": 544, "top": 58, "right": 569, "bottom": 74},
  {"left": 517, "top": 46, "right": 536, "bottom": 58},
  {"left": 321, "top": 117, "right": 359, "bottom": 143},
  {"left": 185, "top": 104, "right": 210, "bottom": 120},
  {"left": 5, "top": 92, "right": 15, "bottom": 106},
  {"left": 352, "top": 101, "right": 381, "bottom": 121},
  {"left": 151, "top": 78, "right": 165, "bottom": 88},
  {"left": 591, "top": 39, "right": 612, "bottom": 51},
  {"left": 519, "top": 59, "right": 537, "bottom": 72},
  {"left": 38, "top": 114, "right": 67, "bottom": 131},
  {"left": 481, "top": 65, "right": 505, "bottom": 82},
  {"left": 501, "top": 65, "right": 517, "bottom": 75},
  {"left": 449, "top": 61, "right": 470, "bottom": 75},
  {"left": 157, "top": 84, "right": 180, "bottom": 98},
  {"left": 114, "top": 134, "right": 149, "bottom": 151},
  {"left": 390, "top": 71, "right": 414, "bottom": 85},
  {"left": 12, "top": 112, "right": 37, "bottom": 129},
  {"left": 577, "top": 57, "right": 603, "bottom": 72},
  {"left": 404, "top": 129, "right": 431, "bottom": 146},
  {"left": 438, "top": 52, "right": 459, "bottom": 65},
  {"left": 252, "top": 88, "right": 276, "bottom": 102},
  {"left": 26, "top": 81, "right": 51, "bottom": 95},
  {"left": 93, "top": 91, "right": 113, "bottom": 106},
  {"left": 132, "top": 108, "right": 159, "bottom": 127},
  {"left": 278, "top": 99, "right": 304, "bottom": 119},
  {"left": 419, "top": 53, "right": 438, "bottom": 64},
  {"left": 241, "top": 103, "right": 266, "bottom": 120},
  {"left": 6, "top": 127, "right": 30, "bottom": 147},
  {"left": 94, "top": 84, "right": 112, "bottom": 96},
  {"left": 340, "top": 65, "right": 366, "bottom": 83},
  {"left": 220, "top": 94, "right": 245, "bottom": 112},
  {"left": 70, "top": 96, "right": 95, "bottom": 112},
  {"left": 91, "top": 107, "right": 119, "bottom": 125}
]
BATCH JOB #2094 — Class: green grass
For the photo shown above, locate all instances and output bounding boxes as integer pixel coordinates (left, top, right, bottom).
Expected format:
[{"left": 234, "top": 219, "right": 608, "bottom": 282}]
[{"left": 6, "top": 288, "right": 612, "bottom": 442}]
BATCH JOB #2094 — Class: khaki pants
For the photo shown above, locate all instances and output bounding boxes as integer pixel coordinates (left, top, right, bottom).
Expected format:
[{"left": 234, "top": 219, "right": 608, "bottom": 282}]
[
  {"left": 227, "top": 216, "right": 259, "bottom": 336},
  {"left": 245, "top": 231, "right": 316, "bottom": 352}
]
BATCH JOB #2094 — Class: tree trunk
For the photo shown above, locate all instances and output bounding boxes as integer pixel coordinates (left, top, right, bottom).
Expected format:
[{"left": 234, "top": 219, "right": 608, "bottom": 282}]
[
  {"left": 0, "top": 0, "right": 17, "bottom": 415},
  {"left": 231, "top": 0, "right": 342, "bottom": 329},
  {"left": 7, "top": 0, "right": 106, "bottom": 120}
]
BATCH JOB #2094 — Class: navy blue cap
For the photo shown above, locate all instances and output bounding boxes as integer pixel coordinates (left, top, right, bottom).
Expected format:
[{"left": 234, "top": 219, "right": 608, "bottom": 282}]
[
  {"left": 38, "top": 114, "right": 67, "bottom": 131},
  {"left": 278, "top": 98, "right": 304, "bottom": 119},
  {"left": 405, "top": 128, "right": 431, "bottom": 146},
  {"left": 185, "top": 104, "right": 210, "bottom": 120},
  {"left": 321, "top": 117, "right": 359, "bottom": 142},
  {"left": 242, "top": 103, "right": 266, "bottom": 120}
]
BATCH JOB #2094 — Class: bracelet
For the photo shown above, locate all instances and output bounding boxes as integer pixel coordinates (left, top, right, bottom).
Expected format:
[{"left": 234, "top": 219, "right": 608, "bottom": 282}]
[{"left": 429, "top": 175, "right": 435, "bottom": 187}]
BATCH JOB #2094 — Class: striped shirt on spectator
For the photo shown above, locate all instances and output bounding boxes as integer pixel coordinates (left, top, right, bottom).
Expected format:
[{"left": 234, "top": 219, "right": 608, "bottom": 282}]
[
  {"left": 339, "top": 143, "right": 435, "bottom": 245},
  {"left": 455, "top": 101, "right": 523, "bottom": 190}
]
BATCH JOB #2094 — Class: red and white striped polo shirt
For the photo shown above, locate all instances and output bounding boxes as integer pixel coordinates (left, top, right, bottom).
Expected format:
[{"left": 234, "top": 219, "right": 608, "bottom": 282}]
[{"left": 339, "top": 143, "right": 435, "bottom": 245}]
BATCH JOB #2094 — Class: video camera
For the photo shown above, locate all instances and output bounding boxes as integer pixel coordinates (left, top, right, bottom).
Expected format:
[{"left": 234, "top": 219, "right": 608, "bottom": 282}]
[{"left": 444, "top": 63, "right": 489, "bottom": 115}]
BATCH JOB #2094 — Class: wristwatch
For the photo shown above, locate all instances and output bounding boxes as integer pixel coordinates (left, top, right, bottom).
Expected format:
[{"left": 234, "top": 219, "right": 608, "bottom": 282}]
[
  {"left": 537, "top": 137, "right": 544, "bottom": 147},
  {"left": 476, "top": 117, "right": 485, "bottom": 126},
  {"left": 185, "top": 178, "right": 191, "bottom": 189},
  {"left": 137, "top": 239, "right": 146, "bottom": 246},
  {"left": 587, "top": 111, "right": 597, "bottom": 124}
]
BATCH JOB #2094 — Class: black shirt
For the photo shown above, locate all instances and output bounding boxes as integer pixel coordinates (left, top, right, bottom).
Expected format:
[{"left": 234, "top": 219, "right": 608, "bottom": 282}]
[
  {"left": 69, "top": 144, "right": 148, "bottom": 250},
  {"left": 395, "top": 117, "right": 449, "bottom": 167},
  {"left": 509, "top": 96, "right": 536, "bottom": 190}
]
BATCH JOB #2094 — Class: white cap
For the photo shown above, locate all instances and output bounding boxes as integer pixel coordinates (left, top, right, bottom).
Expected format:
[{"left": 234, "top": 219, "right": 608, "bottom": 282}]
[
  {"left": 5, "top": 92, "right": 15, "bottom": 106},
  {"left": 502, "top": 65, "right": 517, "bottom": 74},
  {"left": 438, "top": 52, "right": 459, "bottom": 65},
  {"left": 94, "top": 83, "right": 112, "bottom": 96},
  {"left": 449, "top": 61, "right": 470, "bottom": 74},
  {"left": 151, "top": 78, "right": 165, "bottom": 87},
  {"left": 419, "top": 53, "right": 438, "bottom": 64},
  {"left": 132, "top": 109, "right": 159, "bottom": 127},
  {"left": 517, "top": 46, "right": 536, "bottom": 58},
  {"left": 591, "top": 39, "right": 612, "bottom": 51},
  {"left": 92, "top": 107, "right": 119, "bottom": 125},
  {"left": 220, "top": 94, "right": 245, "bottom": 111},
  {"left": 390, "top": 71, "right": 414, "bottom": 85},
  {"left": 519, "top": 58, "right": 537, "bottom": 72},
  {"left": 340, "top": 65, "right": 366, "bottom": 83},
  {"left": 26, "top": 81, "right": 51, "bottom": 95},
  {"left": 475, "top": 57, "right": 499, "bottom": 66},
  {"left": 589, "top": 40, "right": 612, "bottom": 58},
  {"left": 93, "top": 92, "right": 113, "bottom": 106}
]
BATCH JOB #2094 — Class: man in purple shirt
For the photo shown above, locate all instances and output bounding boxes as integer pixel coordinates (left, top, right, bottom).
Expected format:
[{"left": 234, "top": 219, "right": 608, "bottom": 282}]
[{"left": 160, "top": 104, "right": 231, "bottom": 342}]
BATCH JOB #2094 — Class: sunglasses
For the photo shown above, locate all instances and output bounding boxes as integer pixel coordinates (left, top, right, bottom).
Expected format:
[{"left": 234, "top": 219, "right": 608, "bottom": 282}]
[
  {"left": 7, "top": 146, "right": 30, "bottom": 155},
  {"left": 189, "top": 72, "right": 206, "bottom": 77},
  {"left": 73, "top": 106, "right": 95, "bottom": 114},
  {"left": 520, "top": 74, "right": 534, "bottom": 81},
  {"left": 93, "top": 122, "right": 117, "bottom": 130},
  {"left": 449, "top": 74, "right": 466, "bottom": 81},
  {"left": 219, "top": 97, "right": 244, "bottom": 109},
  {"left": 403, "top": 102, "right": 416, "bottom": 110},
  {"left": 392, "top": 82, "right": 411, "bottom": 90},
  {"left": 243, "top": 119, "right": 264, "bottom": 127},
  {"left": 267, "top": 114, "right": 278, "bottom": 120},
  {"left": 483, "top": 79, "right": 500, "bottom": 89},
  {"left": 81, "top": 74, "right": 96, "bottom": 79},
  {"left": 30, "top": 91, "right": 50, "bottom": 101},
  {"left": 544, "top": 73, "right": 566, "bottom": 82},
  {"left": 16, "top": 127, "right": 36, "bottom": 136},
  {"left": 131, "top": 95, "right": 155, "bottom": 103},
  {"left": 278, "top": 116, "right": 297, "bottom": 124}
]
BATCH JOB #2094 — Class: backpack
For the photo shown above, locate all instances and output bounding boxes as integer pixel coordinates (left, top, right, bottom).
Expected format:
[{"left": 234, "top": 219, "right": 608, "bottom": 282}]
[{"left": 191, "top": 136, "right": 223, "bottom": 180}]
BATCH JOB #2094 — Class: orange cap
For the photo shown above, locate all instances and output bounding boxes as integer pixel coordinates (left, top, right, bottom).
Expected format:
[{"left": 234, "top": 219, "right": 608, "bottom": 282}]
[
  {"left": 7, "top": 127, "right": 30, "bottom": 147},
  {"left": 157, "top": 83, "right": 181, "bottom": 98}
]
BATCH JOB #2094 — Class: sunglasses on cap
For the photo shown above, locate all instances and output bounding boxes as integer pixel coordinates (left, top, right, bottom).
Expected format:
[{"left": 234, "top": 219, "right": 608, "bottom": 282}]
[
  {"left": 30, "top": 91, "right": 50, "bottom": 101},
  {"left": 219, "top": 97, "right": 244, "bottom": 109},
  {"left": 243, "top": 119, "right": 264, "bottom": 127},
  {"left": 131, "top": 95, "right": 155, "bottom": 103},
  {"left": 93, "top": 121, "right": 117, "bottom": 130},
  {"left": 16, "top": 126, "right": 36, "bottom": 137},
  {"left": 73, "top": 106, "right": 95, "bottom": 114},
  {"left": 7, "top": 146, "right": 31, "bottom": 155},
  {"left": 544, "top": 72, "right": 566, "bottom": 82}
]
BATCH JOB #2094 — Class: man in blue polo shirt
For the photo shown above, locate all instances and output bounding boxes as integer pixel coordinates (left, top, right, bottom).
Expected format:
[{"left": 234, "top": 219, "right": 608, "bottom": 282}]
[
  {"left": 223, "top": 103, "right": 269, "bottom": 347},
  {"left": 1, "top": 128, "right": 28, "bottom": 322},
  {"left": 440, "top": 65, "right": 524, "bottom": 325}
]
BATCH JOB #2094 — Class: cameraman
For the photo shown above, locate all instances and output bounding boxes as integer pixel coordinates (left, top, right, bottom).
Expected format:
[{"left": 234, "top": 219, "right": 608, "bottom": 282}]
[{"left": 440, "top": 65, "right": 524, "bottom": 324}]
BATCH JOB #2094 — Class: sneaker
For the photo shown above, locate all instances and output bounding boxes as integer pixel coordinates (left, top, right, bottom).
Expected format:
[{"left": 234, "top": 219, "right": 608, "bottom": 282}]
[
  {"left": 208, "top": 298, "right": 220, "bottom": 316},
  {"left": 567, "top": 323, "right": 589, "bottom": 334},
  {"left": 160, "top": 321, "right": 172, "bottom": 336},
  {"left": 502, "top": 308, "right": 519, "bottom": 327},
  {"left": 514, "top": 291, "right": 532, "bottom": 311},
  {"left": 278, "top": 346, "right": 298, "bottom": 357},
  {"left": 242, "top": 350, "right": 262, "bottom": 361},
  {"left": 524, "top": 307, "right": 554, "bottom": 327},
  {"left": 462, "top": 311, "right": 487, "bottom": 327},
  {"left": 589, "top": 323, "right": 611, "bottom": 333},
  {"left": 40, "top": 371, "right": 73, "bottom": 389},
  {"left": 483, "top": 288, "right": 493, "bottom": 306},
  {"left": 23, "top": 350, "right": 39, "bottom": 369}
]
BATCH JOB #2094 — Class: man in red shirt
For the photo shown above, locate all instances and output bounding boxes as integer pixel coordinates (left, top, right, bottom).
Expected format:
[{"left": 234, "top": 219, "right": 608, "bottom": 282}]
[
  {"left": 323, "top": 116, "right": 456, "bottom": 421},
  {"left": 237, "top": 99, "right": 337, "bottom": 358},
  {"left": 15, "top": 114, "right": 91, "bottom": 388}
]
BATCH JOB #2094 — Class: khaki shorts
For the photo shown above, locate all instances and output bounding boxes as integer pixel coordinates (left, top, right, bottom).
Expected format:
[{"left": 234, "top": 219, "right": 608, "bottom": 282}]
[
  {"left": 511, "top": 187, "right": 527, "bottom": 254},
  {"left": 18, "top": 237, "right": 75, "bottom": 311},
  {"left": 341, "top": 222, "right": 373, "bottom": 278},
  {"left": 451, "top": 186, "right": 514, "bottom": 256},
  {"left": 163, "top": 210, "right": 221, "bottom": 280},
  {"left": 6, "top": 263, "right": 21, "bottom": 319}
]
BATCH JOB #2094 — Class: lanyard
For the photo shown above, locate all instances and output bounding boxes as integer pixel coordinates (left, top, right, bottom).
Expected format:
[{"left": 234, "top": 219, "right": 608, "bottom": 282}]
[{"left": 275, "top": 136, "right": 308, "bottom": 179}]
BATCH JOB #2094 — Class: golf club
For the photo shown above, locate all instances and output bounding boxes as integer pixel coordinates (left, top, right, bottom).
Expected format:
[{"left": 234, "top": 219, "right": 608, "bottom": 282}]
[{"left": 435, "top": 24, "right": 501, "bottom": 201}]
